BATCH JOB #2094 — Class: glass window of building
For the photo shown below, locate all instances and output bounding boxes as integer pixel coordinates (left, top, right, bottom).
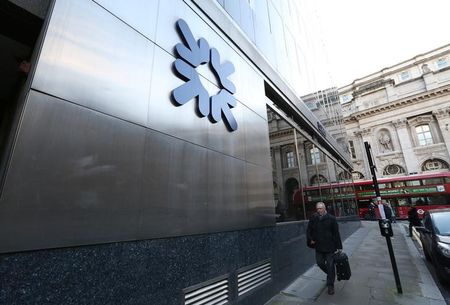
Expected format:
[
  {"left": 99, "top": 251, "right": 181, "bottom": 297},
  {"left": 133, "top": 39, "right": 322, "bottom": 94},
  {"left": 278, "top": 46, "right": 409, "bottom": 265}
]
[
  {"left": 286, "top": 151, "right": 295, "bottom": 168},
  {"left": 399, "top": 70, "right": 411, "bottom": 81},
  {"left": 437, "top": 57, "right": 449, "bottom": 69},
  {"left": 348, "top": 140, "right": 356, "bottom": 159},
  {"left": 416, "top": 125, "right": 433, "bottom": 146},
  {"left": 383, "top": 164, "right": 405, "bottom": 176},
  {"left": 422, "top": 159, "right": 449, "bottom": 171},
  {"left": 310, "top": 147, "right": 321, "bottom": 165}
]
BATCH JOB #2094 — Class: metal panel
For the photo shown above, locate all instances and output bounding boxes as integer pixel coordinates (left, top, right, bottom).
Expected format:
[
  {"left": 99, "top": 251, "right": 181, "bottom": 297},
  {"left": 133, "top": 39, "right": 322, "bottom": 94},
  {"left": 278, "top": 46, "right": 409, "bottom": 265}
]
[
  {"left": 138, "top": 128, "right": 209, "bottom": 238},
  {"left": 228, "top": 56, "right": 266, "bottom": 119},
  {"left": 32, "top": 0, "right": 154, "bottom": 126},
  {"left": 147, "top": 47, "right": 209, "bottom": 147},
  {"left": 93, "top": 0, "right": 159, "bottom": 42},
  {"left": 246, "top": 163, "right": 274, "bottom": 227},
  {"left": 243, "top": 106, "right": 271, "bottom": 169},
  {"left": 0, "top": 90, "right": 147, "bottom": 252},
  {"left": 206, "top": 149, "right": 248, "bottom": 231}
]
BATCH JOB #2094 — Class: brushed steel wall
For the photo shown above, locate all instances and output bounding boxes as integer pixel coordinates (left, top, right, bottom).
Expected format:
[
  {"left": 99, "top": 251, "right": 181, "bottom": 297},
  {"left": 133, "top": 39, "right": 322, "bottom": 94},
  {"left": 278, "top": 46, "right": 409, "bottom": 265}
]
[{"left": 0, "top": 0, "right": 273, "bottom": 252}]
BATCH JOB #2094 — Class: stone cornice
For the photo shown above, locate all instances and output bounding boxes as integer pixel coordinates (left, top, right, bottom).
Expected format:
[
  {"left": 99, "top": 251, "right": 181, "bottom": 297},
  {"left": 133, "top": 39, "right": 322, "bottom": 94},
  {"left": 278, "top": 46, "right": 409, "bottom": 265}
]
[
  {"left": 343, "top": 84, "right": 450, "bottom": 123},
  {"left": 269, "top": 128, "right": 293, "bottom": 139}
]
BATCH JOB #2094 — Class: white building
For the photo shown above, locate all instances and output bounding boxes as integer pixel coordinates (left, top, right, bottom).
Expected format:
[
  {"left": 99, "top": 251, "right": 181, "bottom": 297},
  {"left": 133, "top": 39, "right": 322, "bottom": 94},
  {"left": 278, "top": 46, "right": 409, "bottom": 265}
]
[{"left": 340, "top": 44, "right": 450, "bottom": 179}]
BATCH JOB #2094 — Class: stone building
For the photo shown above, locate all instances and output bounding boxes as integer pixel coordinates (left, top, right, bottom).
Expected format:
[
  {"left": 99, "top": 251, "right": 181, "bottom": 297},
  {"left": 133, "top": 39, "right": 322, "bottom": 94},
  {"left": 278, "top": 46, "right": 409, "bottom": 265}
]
[{"left": 340, "top": 44, "right": 450, "bottom": 179}]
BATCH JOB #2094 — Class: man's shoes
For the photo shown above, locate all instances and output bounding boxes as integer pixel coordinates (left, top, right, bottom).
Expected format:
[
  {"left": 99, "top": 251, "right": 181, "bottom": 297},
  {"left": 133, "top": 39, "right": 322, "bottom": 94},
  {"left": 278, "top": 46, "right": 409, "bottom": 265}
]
[{"left": 327, "top": 286, "right": 335, "bottom": 295}]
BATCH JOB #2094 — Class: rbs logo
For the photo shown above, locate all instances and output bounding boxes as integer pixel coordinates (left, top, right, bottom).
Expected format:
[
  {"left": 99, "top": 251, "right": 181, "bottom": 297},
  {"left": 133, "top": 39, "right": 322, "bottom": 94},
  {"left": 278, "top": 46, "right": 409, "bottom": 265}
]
[{"left": 172, "top": 19, "right": 238, "bottom": 131}]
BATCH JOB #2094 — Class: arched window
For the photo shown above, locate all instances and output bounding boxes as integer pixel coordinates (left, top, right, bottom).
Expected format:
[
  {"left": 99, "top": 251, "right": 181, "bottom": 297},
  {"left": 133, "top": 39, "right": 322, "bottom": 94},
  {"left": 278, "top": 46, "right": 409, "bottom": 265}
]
[
  {"left": 422, "top": 159, "right": 449, "bottom": 171},
  {"left": 338, "top": 171, "right": 351, "bottom": 181},
  {"left": 415, "top": 125, "right": 433, "bottom": 146},
  {"left": 352, "top": 171, "right": 364, "bottom": 180},
  {"left": 310, "top": 174, "right": 328, "bottom": 185},
  {"left": 383, "top": 164, "right": 405, "bottom": 176}
]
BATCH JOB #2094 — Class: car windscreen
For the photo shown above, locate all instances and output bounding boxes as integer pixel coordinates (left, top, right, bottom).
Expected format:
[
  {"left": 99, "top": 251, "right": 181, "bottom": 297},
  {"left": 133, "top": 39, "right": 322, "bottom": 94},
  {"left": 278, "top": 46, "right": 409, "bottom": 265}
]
[{"left": 433, "top": 212, "right": 450, "bottom": 236}]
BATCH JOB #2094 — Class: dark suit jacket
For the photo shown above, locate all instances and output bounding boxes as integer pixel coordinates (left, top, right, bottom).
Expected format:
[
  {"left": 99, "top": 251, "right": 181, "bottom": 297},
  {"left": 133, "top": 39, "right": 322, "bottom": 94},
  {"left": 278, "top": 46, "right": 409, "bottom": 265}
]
[{"left": 307, "top": 212, "right": 342, "bottom": 253}]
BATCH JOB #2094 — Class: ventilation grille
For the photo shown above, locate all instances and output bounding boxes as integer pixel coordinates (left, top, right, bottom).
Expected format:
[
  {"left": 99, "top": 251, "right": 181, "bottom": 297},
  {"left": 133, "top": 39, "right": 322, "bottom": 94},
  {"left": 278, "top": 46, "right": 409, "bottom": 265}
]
[
  {"left": 237, "top": 261, "right": 271, "bottom": 296},
  {"left": 183, "top": 278, "right": 229, "bottom": 305}
]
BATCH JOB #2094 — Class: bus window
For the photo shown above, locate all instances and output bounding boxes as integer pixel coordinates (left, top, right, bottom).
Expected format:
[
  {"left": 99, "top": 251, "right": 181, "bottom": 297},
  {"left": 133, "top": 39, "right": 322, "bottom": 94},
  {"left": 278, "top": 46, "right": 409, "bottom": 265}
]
[
  {"left": 427, "top": 195, "right": 450, "bottom": 205},
  {"left": 392, "top": 181, "right": 405, "bottom": 188},
  {"left": 423, "top": 178, "right": 443, "bottom": 185},
  {"left": 411, "top": 197, "right": 427, "bottom": 206},
  {"left": 360, "top": 185, "right": 372, "bottom": 190},
  {"left": 306, "top": 190, "right": 319, "bottom": 197},
  {"left": 397, "top": 198, "right": 408, "bottom": 206},
  {"left": 445, "top": 178, "right": 450, "bottom": 184},
  {"left": 406, "top": 180, "right": 421, "bottom": 186},
  {"left": 379, "top": 183, "right": 386, "bottom": 189}
]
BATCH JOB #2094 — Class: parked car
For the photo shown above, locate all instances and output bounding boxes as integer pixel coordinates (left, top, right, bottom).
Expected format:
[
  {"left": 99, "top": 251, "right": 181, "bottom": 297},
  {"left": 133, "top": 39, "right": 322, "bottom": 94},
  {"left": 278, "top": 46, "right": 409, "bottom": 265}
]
[{"left": 416, "top": 208, "right": 450, "bottom": 283}]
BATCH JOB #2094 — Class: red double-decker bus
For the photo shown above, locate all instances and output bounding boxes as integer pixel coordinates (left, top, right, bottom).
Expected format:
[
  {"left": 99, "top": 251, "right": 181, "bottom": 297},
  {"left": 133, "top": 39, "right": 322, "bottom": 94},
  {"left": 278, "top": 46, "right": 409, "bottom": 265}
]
[
  {"left": 293, "top": 181, "right": 358, "bottom": 219},
  {"left": 293, "top": 172, "right": 450, "bottom": 220},
  {"left": 355, "top": 172, "right": 450, "bottom": 219}
]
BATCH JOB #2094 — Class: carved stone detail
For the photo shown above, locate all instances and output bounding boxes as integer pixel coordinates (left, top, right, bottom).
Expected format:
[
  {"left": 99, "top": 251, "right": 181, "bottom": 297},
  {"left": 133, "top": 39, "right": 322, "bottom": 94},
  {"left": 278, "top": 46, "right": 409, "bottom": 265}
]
[
  {"left": 393, "top": 118, "right": 407, "bottom": 128},
  {"left": 433, "top": 107, "right": 450, "bottom": 119}
]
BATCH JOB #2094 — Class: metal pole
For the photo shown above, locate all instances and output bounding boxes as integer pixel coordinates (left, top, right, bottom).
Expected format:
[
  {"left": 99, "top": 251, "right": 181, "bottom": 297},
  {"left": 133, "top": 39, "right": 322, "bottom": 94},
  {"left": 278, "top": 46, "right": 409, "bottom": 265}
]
[
  {"left": 364, "top": 141, "right": 403, "bottom": 294},
  {"left": 386, "top": 236, "right": 403, "bottom": 294}
]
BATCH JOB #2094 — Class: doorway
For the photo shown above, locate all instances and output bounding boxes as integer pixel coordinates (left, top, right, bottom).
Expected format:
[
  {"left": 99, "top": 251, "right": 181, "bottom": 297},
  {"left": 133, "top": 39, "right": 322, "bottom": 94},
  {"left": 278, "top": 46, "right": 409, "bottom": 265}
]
[{"left": 0, "top": 1, "right": 44, "bottom": 184}]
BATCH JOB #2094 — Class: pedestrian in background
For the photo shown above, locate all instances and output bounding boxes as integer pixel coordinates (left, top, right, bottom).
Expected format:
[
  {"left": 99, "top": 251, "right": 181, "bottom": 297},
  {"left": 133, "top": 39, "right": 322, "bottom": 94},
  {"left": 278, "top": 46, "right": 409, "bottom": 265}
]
[
  {"left": 382, "top": 200, "right": 392, "bottom": 221},
  {"left": 407, "top": 207, "right": 422, "bottom": 237},
  {"left": 306, "top": 202, "right": 342, "bottom": 295}
]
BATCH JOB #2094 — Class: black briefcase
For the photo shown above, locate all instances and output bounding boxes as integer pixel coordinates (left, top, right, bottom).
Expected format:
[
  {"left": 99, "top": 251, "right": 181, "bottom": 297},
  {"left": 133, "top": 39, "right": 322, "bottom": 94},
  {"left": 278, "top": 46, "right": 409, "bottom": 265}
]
[{"left": 334, "top": 251, "right": 351, "bottom": 281}]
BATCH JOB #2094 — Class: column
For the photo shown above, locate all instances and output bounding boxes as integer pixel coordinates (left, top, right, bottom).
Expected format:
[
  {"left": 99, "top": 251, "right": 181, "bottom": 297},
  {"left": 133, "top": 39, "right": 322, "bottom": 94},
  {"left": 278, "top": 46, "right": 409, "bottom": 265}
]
[
  {"left": 433, "top": 107, "right": 450, "bottom": 160},
  {"left": 356, "top": 128, "right": 373, "bottom": 177},
  {"left": 393, "top": 119, "right": 418, "bottom": 174}
]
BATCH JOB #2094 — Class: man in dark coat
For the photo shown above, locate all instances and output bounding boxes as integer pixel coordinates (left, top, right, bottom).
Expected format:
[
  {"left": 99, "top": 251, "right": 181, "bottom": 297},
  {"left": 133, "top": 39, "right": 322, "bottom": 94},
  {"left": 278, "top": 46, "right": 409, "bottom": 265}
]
[
  {"left": 382, "top": 201, "right": 392, "bottom": 220},
  {"left": 307, "top": 202, "right": 342, "bottom": 295}
]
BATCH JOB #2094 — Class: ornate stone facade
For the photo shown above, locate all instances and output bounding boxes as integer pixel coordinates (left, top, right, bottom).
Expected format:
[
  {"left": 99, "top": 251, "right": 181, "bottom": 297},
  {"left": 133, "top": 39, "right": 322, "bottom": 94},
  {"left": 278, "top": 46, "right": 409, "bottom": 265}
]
[{"left": 340, "top": 44, "right": 450, "bottom": 178}]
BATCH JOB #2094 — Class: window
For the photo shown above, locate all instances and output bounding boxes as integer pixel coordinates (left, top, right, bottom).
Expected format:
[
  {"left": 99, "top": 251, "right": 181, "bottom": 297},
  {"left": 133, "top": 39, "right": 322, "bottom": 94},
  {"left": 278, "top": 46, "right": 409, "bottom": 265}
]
[
  {"left": 399, "top": 70, "right": 411, "bottom": 81},
  {"left": 422, "top": 159, "right": 449, "bottom": 171},
  {"left": 437, "top": 57, "right": 449, "bottom": 69},
  {"left": 310, "top": 174, "right": 327, "bottom": 185},
  {"left": 338, "top": 171, "right": 352, "bottom": 181},
  {"left": 382, "top": 164, "right": 405, "bottom": 175},
  {"left": 406, "top": 180, "right": 421, "bottom": 186},
  {"left": 415, "top": 125, "right": 433, "bottom": 146},
  {"left": 341, "top": 95, "right": 351, "bottom": 103},
  {"left": 286, "top": 151, "right": 295, "bottom": 168},
  {"left": 392, "top": 181, "right": 405, "bottom": 188},
  {"left": 348, "top": 140, "right": 356, "bottom": 159},
  {"left": 423, "top": 178, "right": 444, "bottom": 185},
  {"left": 310, "top": 147, "right": 321, "bottom": 165},
  {"left": 352, "top": 172, "right": 364, "bottom": 180}
]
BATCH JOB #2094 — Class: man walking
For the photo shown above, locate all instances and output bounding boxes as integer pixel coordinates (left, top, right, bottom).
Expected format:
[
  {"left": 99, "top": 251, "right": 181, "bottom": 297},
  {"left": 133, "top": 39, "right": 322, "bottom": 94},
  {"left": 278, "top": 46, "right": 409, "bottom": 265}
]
[{"left": 307, "top": 202, "right": 343, "bottom": 295}]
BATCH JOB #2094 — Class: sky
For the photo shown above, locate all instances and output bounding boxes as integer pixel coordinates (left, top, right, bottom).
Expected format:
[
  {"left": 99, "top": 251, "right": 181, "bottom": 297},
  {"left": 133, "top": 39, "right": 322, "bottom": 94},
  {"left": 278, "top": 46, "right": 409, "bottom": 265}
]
[{"left": 309, "top": 0, "right": 450, "bottom": 89}]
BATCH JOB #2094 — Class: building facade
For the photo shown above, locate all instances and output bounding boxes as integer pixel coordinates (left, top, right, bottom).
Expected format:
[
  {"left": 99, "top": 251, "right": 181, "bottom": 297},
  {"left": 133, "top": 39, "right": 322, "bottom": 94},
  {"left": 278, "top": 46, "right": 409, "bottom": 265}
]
[
  {"left": 340, "top": 44, "right": 450, "bottom": 180},
  {"left": 0, "top": 1, "right": 359, "bottom": 304}
]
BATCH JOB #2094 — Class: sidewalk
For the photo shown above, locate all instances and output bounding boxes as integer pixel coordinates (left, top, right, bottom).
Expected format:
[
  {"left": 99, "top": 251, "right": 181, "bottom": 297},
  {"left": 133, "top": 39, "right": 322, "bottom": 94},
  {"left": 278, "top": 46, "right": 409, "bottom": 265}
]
[{"left": 265, "top": 221, "right": 446, "bottom": 305}]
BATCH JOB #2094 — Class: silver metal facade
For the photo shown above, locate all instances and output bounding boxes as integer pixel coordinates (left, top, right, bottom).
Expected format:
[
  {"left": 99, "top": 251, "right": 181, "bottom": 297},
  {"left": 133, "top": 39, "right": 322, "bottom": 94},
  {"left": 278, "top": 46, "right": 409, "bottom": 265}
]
[{"left": 0, "top": 0, "right": 273, "bottom": 252}]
